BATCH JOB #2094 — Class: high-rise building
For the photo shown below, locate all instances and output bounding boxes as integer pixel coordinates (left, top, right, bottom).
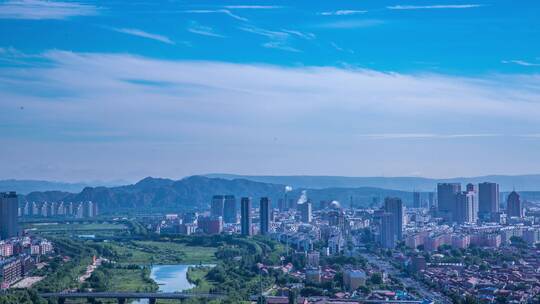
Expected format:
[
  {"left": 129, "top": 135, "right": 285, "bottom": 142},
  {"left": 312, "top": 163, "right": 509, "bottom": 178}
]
[
  {"left": 0, "top": 192, "right": 20, "bottom": 240},
  {"left": 479, "top": 182, "right": 500, "bottom": 219},
  {"left": 383, "top": 197, "right": 403, "bottom": 242},
  {"left": 211, "top": 195, "right": 225, "bottom": 218},
  {"left": 278, "top": 199, "right": 285, "bottom": 212},
  {"left": 507, "top": 191, "right": 523, "bottom": 218},
  {"left": 380, "top": 212, "right": 396, "bottom": 248},
  {"left": 455, "top": 191, "right": 475, "bottom": 224},
  {"left": 300, "top": 201, "right": 312, "bottom": 223},
  {"left": 259, "top": 197, "right": 271, "bottom": 235},
  {"left": 241, "top": 197, "right": 252, "bottom": 236},
  {"left": 428, "top": 192, "right": 435, "bottom": 209},
  {"left": 437, "top": 183, "right": 461, "bottom": 222},
  {"left": 198, "top": 216, "right": 223, "bottom": 234},
  {"left": 223, "top": 195, "right": 237, "bottom": 224},
  {"left": 466, "top": 183, "right": 479, "bottom": 222},
  {"left": 413, "top": 191, "right": 421, "bottom": 208}
]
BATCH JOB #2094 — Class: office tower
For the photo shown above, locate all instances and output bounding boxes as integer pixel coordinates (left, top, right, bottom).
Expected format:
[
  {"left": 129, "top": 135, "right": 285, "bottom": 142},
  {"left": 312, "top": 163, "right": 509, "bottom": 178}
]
[
  {"left": 507, "top": 191, "right": 523, "bottom": 218},
  {"left": 466, "top": 183, "right": 477, "bottom": 193},
  {"left": 437, "top": 183, "right": 461, "bottom": 222},
  {"left": 413, "top": 191, "right": 421, "bottom": 208},
  {"left": 211, "top": 195, "right": 225, "bottom": 218},
  {"left": 259, "top": 197, "right": 271, "bottom": 235},
  {"left": 300, "top": 201, "right": 312, "bottom": 223},
  {"left": 428, "top": 192, "right": 435, "bottom": 209},
  {"left": 455, "top": 191, "right": 474, "bottom": 224},
  {"left": 380, "top": 213, "right": 396, "bottom": 248},
  {"left": 241, "top": 197, "right": 252, "bottom": 236},
  {"left": 223, "top": 195, "right": 237, "bottom": 224},
  {"left": 0, "top": 192, "right": 19, "bottom": 240},
  {"left": 479, "top": 182, "right": 500, "bottom": 219},
  {"left": 383, "top": 197, "right": 403, "bottom": 241}
]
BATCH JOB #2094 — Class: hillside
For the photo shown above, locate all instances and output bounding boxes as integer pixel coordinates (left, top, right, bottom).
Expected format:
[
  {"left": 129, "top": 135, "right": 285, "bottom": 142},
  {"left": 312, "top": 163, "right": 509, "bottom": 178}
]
[
  {"left": 20, "top": 176, "right": 414, "bottom": 213},
  {"left": 205, "top": 174, "right": 540, "bottom": 192}
]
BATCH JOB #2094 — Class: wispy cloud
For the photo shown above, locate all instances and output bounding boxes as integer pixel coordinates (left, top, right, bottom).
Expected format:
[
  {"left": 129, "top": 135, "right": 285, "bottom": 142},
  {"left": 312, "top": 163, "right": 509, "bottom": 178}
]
[
  {"left": 239, "top": 25, "right": 288, "bottom": 39},
  {"left": 3, "top": 51, "right": 540, "bottom": 178},
  {"left": 111, "top": 28, "right": 175, "bottom": 45},
  {"left": 281, "top": 29, "right": 316, "bottom": 40},
  {"left": 187, "top": 22, "right": 225, "bottom": 38},
  {"left": 320, "top": 10, "right": 368, "bottom": 16},
  {"left": 359, "top": 133, "right": 503, "bottom": 140},
  {"left": 239, "top": 26, "right": 313, "bottom": 52},
  {"left": 387, "top": 4, "right": 483, "bottom": 10},
  {"left": 502, "top": 60, "right": 540, "bottom": 67},
  {"left": 330, "top": 42, "right": 354, "bottom": 54},
  {"left": 262, "top": 41, "right": 301, "bottom": 52},
  {"left": 0, "top": 0, "right": 98, "bottom": 20},
  {"left": 183, "top": 9, "right": 247, "bottom": 22},
  {"left": 315, "top": 19, "right": 384, "bottom": 29},
  {"left": 223, "top": 5, "right": 282, "bottom": 9}
]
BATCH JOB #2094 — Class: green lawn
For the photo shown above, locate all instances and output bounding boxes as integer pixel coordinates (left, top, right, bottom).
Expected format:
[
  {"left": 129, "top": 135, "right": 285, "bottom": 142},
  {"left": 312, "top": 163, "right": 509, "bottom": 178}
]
[
  {"left": 102, "top": 240, "right": 217, "bottom": 265},
  {"left": 107, "top": 267, "right": 158, "bottom": 292}
]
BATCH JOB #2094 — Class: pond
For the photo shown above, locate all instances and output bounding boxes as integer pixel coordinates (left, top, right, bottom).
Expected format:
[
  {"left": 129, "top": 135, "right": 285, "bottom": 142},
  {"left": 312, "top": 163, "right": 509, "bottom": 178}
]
[{"left": 131, "top": 264, "right": 213, "bottom": 304}]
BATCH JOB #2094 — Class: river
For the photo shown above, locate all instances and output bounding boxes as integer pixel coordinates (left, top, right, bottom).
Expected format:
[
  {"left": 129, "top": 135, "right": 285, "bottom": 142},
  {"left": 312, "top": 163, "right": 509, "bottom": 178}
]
[{"left": 131, "top": 264, "right": 203, "bottom": 304}]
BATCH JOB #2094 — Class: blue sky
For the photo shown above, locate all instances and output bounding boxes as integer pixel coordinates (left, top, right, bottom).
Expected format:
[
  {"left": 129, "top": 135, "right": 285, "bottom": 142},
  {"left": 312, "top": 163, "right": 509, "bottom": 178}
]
[{"left": 1, "top": 0, "right": 540, "bottom": 182}]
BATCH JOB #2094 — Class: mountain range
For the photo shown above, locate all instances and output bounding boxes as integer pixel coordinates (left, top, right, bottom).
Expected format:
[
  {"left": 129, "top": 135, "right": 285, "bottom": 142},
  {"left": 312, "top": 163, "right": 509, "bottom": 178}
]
[
  {"left": 7, "top": 174, "right": 540, "bottom": 213},
  {"left": 205, "top": 174, "right": 540, "bottom": 192},
  {"left": 0, "top": 179, "right": 125, "bottom": 195},
  {"left": 19, "top": 176, "right": 414, "bottom": 213}
]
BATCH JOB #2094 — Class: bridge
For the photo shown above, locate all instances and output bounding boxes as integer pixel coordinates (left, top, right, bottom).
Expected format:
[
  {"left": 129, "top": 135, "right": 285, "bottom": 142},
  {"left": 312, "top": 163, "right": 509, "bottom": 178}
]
[{"left": 39, "top": 292, "right": 226, "bottom": 303}]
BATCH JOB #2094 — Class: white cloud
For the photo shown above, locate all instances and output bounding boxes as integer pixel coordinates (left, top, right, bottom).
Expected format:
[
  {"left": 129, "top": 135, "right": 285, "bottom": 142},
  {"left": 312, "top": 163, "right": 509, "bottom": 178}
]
[
  {"left": 224, "top": 5, "right": 282, "bottom": 9},
  {"left": 183, "top": 9, "right": 247, "bottom": 22},
  {"left": 388, "top": 4, "right": 483, "bottom": 10},
  {"left": 0, "top": 0, "right": 98, "bottom": 20},
  {"left": 111, "top": 28, "right": 175, "bottom": 45},
  {"left": 315, "top": 19, "right": 384, "bottom": 29},
  {"left": 502, "top": 60, "right": 540, "bottom": 67},
  {"left": 330, "top": 42, "right": 354, "bottom": 54},
  {"left": 239, "top": 26, "right": 312, "bottom": 52},
  {"left": 359, "top": 133, "right": 503, "bottom": 139},
  {"left": 320, "top": 10, "right": 368, "bottom": 16},
  {"left": 2, "top": 51, "right": 540, "bottom": 179},
  {"left": 187, "top": 22, "right": 225, "bottom": 38},
  {"left": 281, "top": 29, "right": 316, "bottom": 40},
  {"left": 262, "top": 41, "right": 301, "bottom": 52}
]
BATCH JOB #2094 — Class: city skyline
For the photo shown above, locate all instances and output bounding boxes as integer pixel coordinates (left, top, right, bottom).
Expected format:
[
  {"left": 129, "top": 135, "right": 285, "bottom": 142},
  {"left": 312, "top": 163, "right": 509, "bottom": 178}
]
[{"left": 1, "top": 0, "right": 540, "bottom": 181}]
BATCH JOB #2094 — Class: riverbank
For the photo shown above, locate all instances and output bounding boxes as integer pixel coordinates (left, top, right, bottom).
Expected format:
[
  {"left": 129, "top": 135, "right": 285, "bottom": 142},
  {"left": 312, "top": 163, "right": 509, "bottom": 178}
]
[{"left": 186, "top": 265, "right": 215, "bottom": 292}]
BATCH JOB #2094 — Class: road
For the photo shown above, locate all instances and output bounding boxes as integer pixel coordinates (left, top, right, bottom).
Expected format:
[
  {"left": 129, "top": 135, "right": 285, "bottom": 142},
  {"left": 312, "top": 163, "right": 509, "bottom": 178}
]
[{"left": 359, "top": 252, "right": 451, "bottom": 304}]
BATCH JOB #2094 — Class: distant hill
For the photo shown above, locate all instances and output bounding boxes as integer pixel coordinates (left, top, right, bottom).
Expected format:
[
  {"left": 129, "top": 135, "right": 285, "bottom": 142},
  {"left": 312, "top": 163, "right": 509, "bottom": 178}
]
[
  {"left": 14, "top": 175, "right": 540, "bottom": 213},
  {"left": 205, "top": 174, "right": 540, "bottom": 192},
  {"left": 0, "top": 179, "right": 96, "bottom": 194},
  {"left": 20, "top": 176, "right": 415, "bottom": 213}
]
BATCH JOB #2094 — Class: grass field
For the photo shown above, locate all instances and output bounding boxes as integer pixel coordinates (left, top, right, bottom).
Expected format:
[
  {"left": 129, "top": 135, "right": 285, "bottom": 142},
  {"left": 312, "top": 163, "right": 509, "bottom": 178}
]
[
  {"left": 107, "top": 267, "right": 158, "bottom": 292},
  {"left": 29, "top": 223, "right": 127, "bottom": 231},
  {"left": 102, "top": 240, "right": 218, "bottom": 265},
  {"left": 26, "top": 222, "right": 128, "bottom": 238}
]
